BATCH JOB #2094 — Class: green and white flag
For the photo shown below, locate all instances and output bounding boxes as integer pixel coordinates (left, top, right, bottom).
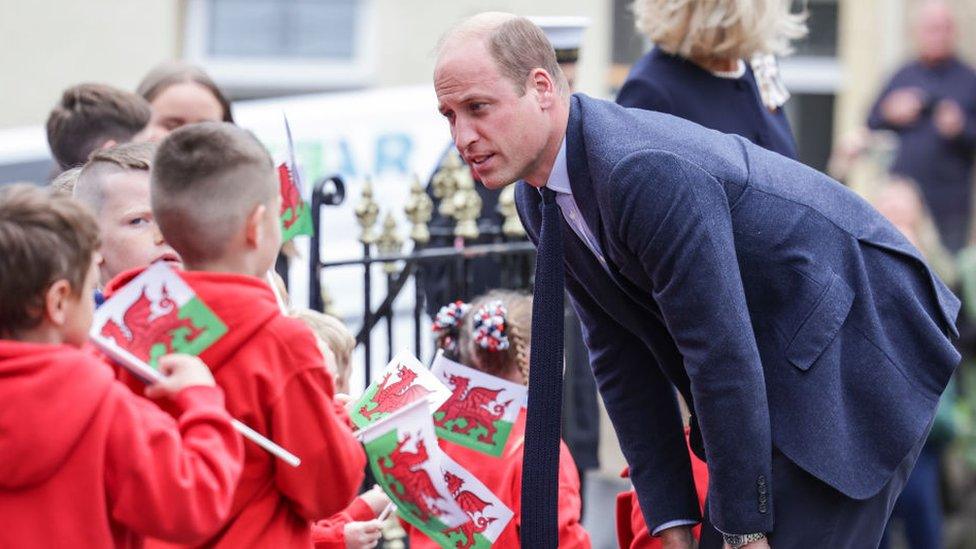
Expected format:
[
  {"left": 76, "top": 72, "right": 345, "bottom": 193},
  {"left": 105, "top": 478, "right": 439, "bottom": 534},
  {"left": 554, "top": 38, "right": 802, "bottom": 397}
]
[
  {"left": 428, "top": 452, "right": 514, "bottom": 548},
  {"left": 91, "top": 262, "right": 227, "bottom": 374},
  {"left": 431, "top": 352, "right": 526, "bottom": 457},
  {"left": 350, "top": 350, "right": 451, "bottom": 429},
  {"left": 361, "top": 399, "right": 469, "bottom": 538}
]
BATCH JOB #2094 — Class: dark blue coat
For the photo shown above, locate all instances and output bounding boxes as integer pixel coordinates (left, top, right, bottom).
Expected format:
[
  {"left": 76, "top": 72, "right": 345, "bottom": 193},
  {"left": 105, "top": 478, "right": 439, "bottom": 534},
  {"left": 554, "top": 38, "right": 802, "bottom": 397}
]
[
  {"left": 515, "top": 94, "right": 960, "bottom": 535},
  {"left": 617, "top": 48, "right": 798, "bottom": 159}
]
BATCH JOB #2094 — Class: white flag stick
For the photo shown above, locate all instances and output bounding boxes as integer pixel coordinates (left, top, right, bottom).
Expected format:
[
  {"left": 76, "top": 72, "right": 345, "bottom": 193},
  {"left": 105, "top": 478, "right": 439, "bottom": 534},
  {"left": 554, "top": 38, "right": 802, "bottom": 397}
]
[
  {"left": 266, "top": 271, "right": 289, "bottom": 313},
  {"left": 91, "top": 336, "right": 302, "bottom": 468},
  {"left": 377, "top": 502, "right": 396, "bottom": 521}
]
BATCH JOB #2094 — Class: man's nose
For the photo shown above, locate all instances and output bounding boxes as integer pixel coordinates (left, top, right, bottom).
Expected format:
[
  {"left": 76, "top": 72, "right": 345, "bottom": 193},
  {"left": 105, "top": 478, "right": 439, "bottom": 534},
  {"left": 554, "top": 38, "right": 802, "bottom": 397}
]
[{"left": 454, "top": 117, "right": 478, "bottom": 152}]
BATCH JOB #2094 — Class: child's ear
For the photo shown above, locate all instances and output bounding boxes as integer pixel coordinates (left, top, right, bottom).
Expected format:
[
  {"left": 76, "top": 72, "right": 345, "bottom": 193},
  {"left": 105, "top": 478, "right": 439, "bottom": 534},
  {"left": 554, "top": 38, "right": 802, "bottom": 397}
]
[
  {"left": 44, "top": 279, "right": 73, "bottom": 327},
  {"left": 245, "top": 203, "right": 268, "bottom": 248}
]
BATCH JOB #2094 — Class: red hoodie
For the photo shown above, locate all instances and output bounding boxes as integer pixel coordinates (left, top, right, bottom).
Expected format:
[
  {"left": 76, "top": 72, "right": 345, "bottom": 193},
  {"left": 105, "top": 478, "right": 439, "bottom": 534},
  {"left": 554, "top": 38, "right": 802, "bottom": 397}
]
[
  {"left": 107, "top": 269, "right": 366, "bottom": 548},
  {"left": 405, "top": 409, "right": 591, "bottom": 548},
  {"left": 0, "top": 341, "right": 244, "bottom": 548}
]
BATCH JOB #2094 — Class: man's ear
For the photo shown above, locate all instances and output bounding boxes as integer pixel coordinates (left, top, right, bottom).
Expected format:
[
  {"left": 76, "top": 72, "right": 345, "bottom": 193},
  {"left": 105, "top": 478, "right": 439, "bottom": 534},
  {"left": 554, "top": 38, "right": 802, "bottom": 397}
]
[
  {"left": 44, "top": 279, "right": 73, "bottom": 327},
  {"left": 245, "top": 203, "right": 268, "bottom": 248},
  {"left": 530, "top": 68, "right": 556, "bottom": 109},
  {"left": 100, "top": 139, "right": 118, "bottom": 150}
]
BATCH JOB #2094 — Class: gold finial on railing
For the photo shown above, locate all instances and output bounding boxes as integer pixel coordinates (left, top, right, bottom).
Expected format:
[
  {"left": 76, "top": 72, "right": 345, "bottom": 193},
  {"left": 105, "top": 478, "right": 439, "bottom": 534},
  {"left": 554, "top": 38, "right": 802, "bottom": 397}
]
[
  {"left": 354, "top": 178, "right": 380, "bottom": 245},
  {"left": 376, "top": 211, "right": 404, "bottom": 273},
  {"left": 431, "top": 149, "right": 464, "bottom": 218},
  {"left": 498, "top": 185, "right": 525, "bottom": 238},
  {"left": 452, "top": 167, "right": 482, "bottom": 240},
  {"left": 319, "top": 281, "right": 338, "bottom": 316},
  {"left": 403, "top": 174, "right": 433, "bottom": 245}
]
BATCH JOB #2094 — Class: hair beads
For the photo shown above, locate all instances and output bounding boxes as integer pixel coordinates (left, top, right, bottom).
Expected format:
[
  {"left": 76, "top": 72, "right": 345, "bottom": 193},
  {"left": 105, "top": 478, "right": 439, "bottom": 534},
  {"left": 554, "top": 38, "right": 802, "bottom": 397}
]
[
  {"left": 433, "top": 300, "right": 470, "bottom": 354},
  {"left": 473, "top": 300, "right": 510, "bottom": 352}
]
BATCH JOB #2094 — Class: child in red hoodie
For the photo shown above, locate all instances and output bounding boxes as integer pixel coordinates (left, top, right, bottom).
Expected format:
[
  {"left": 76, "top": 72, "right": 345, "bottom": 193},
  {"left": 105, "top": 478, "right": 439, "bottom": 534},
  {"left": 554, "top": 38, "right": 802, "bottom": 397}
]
[
  {"left": 407, "top": 291, "right": 591, "bottom": 548},
  {"left": 0, "top": 184, "right": 244, "bottom": 548},
  {"left": 126, "top": 121, "right": 367, "bottom": 547}
]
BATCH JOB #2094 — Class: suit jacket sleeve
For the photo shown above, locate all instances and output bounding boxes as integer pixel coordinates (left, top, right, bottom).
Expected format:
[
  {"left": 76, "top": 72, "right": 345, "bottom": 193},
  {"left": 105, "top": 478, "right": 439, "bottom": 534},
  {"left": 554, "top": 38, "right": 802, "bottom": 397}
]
[
  {"left": 271, "top": 330, "right": 366, "bottom": 520},
  {"left": 104, "top": 384, "right": 245, "bottom": 544},
  {"left": 609, "top": 151, "right": 773, "bottom": 534},
  {"left": 564, "top": 275, "right": 701, "bottom": 533}
]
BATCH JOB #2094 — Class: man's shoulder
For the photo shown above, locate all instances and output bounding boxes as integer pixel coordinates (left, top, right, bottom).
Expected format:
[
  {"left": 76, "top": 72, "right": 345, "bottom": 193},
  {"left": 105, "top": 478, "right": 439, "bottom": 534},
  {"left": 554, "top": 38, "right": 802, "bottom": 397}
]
[{"left": 573, "top": 94, "right": 750, "bottom": 184}]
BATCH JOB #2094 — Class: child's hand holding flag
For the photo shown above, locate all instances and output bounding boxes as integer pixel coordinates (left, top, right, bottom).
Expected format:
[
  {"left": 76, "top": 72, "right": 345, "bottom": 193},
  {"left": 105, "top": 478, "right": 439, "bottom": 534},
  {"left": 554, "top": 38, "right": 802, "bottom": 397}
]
[{"left": 144, "top": 354, "right": 217, "bottom": 400}]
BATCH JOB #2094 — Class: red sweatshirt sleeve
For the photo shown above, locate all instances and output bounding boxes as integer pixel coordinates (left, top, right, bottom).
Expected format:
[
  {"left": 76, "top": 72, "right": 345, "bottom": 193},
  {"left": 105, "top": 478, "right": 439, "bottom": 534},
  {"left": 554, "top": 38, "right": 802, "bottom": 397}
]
[
  {"left": 103, "top": 384, "right": 245, "bottom": 544},
  {"left": 270, "top": 335, "right": 366, "bottom": 520},
  {"left": 511, "top": 440, "right": 591, "bottom": 548}
]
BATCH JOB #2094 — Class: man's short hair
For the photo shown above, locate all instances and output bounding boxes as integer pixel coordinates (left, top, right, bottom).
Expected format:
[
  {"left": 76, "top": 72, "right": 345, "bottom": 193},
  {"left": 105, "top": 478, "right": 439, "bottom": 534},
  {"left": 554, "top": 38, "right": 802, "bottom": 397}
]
[
  {"left": 0, "top": 184, "right": 100, "bottom": 336},
  {"left": 151, "top": 122, "right": 276, "bottom": 265},
  {"left": 438, "top": 14, "right": 569, "bottom": 97},
  {"left": 74, "top": 142, "right": 156, "bottom": 213},
  {"left": 46, "top": 83, "right": 152, "bottom": 170}
]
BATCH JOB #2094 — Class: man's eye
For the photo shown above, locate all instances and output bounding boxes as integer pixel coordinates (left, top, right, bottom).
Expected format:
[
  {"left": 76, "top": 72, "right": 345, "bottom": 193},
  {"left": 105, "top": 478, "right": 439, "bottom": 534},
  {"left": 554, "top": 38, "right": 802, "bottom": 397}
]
[
  {"left": 469, "top": 103, "right": 486, "bottom": 113},
  {"left": 128, "top": 217, "right": 149, "bottom": 226}
]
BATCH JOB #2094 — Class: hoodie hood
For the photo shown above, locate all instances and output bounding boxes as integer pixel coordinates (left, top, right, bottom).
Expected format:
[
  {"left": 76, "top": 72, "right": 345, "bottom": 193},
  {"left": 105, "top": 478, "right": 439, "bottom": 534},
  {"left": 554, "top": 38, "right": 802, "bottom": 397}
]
[
  {"left": 104, "top": 268, "right": 281, "bottom": 372},
  {"left": 0, "top": 341, "right": 114, "bottom": 488}
]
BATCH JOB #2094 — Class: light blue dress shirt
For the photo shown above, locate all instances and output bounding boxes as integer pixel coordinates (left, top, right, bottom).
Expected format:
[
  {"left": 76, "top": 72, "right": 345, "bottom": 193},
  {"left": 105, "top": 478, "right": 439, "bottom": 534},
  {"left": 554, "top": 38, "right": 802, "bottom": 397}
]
[{"left": 544, "top": 139, "right": 609, "bottom": 274}]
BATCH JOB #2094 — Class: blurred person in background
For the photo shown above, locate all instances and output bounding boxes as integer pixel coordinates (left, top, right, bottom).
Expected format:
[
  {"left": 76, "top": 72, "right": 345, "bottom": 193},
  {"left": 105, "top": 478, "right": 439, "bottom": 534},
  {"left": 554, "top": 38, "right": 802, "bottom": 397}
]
[
  {"left": 136, "top": 61, "right": 234, "bottom": 140},
  {"left": 617, "top": 0, "right": 807, "bottom": 159},
  {"left": 867, "top": 0, "right": 976, "bottom": 253},
  {"left": 869, "top": 176, "right": 959, "bottom": 549},
  {"left": 45, "top": 83, "right": 152, "bottom": 170}
]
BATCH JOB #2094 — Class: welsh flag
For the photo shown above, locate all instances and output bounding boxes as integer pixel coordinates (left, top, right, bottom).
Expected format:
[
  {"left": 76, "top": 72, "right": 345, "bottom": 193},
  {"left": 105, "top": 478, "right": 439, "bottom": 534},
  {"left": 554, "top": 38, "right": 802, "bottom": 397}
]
[
  {"left": 431, "top": 352, "right": 526, "bottom": 457},
  {"left": 361, "top": 399, "right": 469, "bottom": 537},
  {"left": 278, "top": 162, "right": 313, "bottom": 242},
  {"left": 91, "top": 262, "right": 227, "bottom": 372},
  {"left": 426, "top": 452, "right": 514, "bottom": 548},
  {"left": 351, "top": 350, "right": 451, "bottom": 429},
  {"left": 278, "top": 113, "right": 313, "bottom": 242}
]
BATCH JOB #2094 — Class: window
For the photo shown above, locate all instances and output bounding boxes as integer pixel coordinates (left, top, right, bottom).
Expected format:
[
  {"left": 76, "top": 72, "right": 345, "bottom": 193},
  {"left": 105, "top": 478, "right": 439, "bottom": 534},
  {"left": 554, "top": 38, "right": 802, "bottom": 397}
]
[{"left": 183, "top": 0, "right": 376, "bottom": 96}]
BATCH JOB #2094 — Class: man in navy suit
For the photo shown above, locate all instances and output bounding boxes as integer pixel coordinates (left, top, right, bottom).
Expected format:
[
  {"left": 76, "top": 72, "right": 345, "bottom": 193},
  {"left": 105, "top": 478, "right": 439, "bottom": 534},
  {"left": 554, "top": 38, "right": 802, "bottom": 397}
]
[{"left": 434, "top": 13, "right": 960, "bottom": 549}]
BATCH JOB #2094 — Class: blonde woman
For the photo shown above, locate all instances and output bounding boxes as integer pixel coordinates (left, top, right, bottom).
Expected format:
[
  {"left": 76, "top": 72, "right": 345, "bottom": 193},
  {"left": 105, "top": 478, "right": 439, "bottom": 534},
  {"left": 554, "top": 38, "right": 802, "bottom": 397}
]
[{"left": 617, "top": 0, "right": 806, "bottom": 159}]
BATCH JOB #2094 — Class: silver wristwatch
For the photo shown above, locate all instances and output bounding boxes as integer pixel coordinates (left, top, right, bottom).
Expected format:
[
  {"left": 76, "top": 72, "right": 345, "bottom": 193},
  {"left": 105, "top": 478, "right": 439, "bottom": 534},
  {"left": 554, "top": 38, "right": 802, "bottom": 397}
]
[{"left": 723, "top": 532, "right": 766, "bottom": 548}]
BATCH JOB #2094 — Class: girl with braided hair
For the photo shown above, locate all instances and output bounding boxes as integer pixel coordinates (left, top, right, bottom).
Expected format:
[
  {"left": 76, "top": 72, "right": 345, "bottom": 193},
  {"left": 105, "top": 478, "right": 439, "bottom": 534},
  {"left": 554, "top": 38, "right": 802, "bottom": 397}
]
[{"left": 407, "top": 290, "right": 591, "bottom": 548}]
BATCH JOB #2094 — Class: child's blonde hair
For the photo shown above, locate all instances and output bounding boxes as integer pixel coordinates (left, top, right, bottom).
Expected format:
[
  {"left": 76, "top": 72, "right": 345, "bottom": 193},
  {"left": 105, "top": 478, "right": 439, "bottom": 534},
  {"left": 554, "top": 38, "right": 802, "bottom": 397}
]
[
  {"left": 295, "top": 309, "right": 356, "bottom": 393},
  {"left": 457, "top": 290, "right": 532, "bottom": 385}
]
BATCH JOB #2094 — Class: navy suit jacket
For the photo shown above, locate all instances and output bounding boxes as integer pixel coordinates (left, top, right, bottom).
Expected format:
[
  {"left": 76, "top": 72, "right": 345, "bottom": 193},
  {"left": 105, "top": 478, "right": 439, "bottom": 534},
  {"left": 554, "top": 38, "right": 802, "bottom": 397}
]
[{"left": 515, "top": 94, "right": 961, "bottom": 535}]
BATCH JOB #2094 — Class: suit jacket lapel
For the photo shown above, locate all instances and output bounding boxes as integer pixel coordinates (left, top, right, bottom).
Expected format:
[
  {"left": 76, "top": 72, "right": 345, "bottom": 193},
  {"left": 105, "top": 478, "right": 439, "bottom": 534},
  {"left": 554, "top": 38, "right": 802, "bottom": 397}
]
[{"left": 566, "top": 95, "right": 606, "bottom": 257}]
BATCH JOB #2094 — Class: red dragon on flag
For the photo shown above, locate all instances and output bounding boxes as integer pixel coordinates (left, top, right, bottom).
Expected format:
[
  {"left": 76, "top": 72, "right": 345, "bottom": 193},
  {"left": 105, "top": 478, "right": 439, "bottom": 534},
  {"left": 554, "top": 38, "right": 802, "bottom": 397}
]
[
  {"left": 434, "top": 373, "right": 512, "bottom": 444},
  {"left": 100, "top": 285, "right": 204, "bottom": 366}
]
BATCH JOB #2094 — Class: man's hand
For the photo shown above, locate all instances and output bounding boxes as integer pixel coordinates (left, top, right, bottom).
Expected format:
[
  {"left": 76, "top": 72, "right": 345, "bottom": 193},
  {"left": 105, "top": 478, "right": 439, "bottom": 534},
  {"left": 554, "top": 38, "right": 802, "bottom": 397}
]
[
  {"left": 344, "top": 519, "right": 383, "bottom": 549},
  {"left": 659, "top": 525, "right": 697, "bottom": 549},
  {"left": 145, "top": 354, "right": 215, "bottom": 399},
  {"left": 934, "top": 99, "right": 965, "bottom": 138},
  {"left": 881, "top": 88, "right": 924, "bottom": 127},
  {"left": 724, "top": 538, "right": 771, "bottom": 549}
]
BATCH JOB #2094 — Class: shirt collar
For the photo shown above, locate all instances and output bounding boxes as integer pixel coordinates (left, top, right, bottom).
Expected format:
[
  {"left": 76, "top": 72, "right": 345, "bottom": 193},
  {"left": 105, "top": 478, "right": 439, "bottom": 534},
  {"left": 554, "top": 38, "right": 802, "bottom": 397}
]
[{"left": 544, "top": 138, "right": 571, "bottom": 195}]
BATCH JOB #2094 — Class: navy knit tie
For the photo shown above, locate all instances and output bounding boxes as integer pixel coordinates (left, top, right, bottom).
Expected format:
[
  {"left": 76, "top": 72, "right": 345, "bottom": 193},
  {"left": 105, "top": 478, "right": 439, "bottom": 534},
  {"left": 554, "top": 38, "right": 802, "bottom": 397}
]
[{"left": 520, "top": 187, "right": 564, "bottom": 548}]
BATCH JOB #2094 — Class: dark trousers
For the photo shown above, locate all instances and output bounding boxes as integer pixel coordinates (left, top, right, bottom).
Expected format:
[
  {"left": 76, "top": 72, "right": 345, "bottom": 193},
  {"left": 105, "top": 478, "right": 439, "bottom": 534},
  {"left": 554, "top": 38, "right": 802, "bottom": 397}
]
[
  {"left": 699, "top": 420, "right": 931, "bottom": 549},
  {"left": 878, "top": 445, "right": 944, "bottom": 549}
]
